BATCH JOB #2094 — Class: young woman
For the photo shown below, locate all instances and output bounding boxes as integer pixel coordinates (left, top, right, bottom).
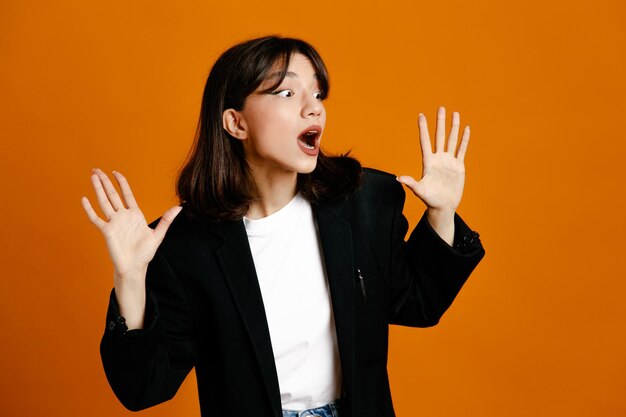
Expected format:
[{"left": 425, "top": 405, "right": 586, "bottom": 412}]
[{"left": 82, "top": 36, "right": 485, "bottom": 417}]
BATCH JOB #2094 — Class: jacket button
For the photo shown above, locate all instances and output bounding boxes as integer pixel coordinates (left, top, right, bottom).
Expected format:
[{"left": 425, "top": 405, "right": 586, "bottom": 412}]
[
  {"left": 464, "top": 231, "right": 480, "bottom": 245},
  {"left": 455, "top": 231, "right": 480, "bottom": 251}
]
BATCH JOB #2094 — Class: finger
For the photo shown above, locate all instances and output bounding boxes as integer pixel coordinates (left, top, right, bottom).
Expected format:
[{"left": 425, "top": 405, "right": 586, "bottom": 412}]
[
  {"left": 93, "top": 168, "right": 125, "bottom": 211},
  {"left": 435, "top": 106, "right": 446, "bottom": 152},
  {"left": 90, "top": 172, "right": 115, "bottom": 219},
  {"left": 396, "top": 175, "right": 423, "bottom": 197},
  {"left": 457, "top": 126, "right": 471, "bottom": 161},
  {"left": 447, "top": 111, "right": 460, "bottom": 154},
  {"left": 152, "top": 205, "right": 184, "bottom": 244},
  {"left": 80, "top": 196, "right": 107, "bottom": 230},
  {"left": 418, "top": 113, "right": 432, "bottom": 156},
  {"left": 112, "top": 171, "right": 139, "bottom": 209}
]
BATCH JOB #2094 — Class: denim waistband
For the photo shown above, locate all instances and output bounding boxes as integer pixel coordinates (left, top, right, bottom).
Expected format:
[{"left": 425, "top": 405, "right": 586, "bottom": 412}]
[{"left": 282, "top": 398, "right": 344, "bottom": 417}]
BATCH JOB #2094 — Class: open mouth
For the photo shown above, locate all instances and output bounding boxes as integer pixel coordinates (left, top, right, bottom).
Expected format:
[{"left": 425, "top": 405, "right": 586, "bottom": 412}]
[{"left": 297, "top": 129, "right": 320, "bottom": 150}]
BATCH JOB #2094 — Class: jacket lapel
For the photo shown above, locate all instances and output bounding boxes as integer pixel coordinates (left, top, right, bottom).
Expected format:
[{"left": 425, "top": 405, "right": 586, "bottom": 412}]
[
  {"left": 313, "top": 200, "right": 356, "bottom": 404},
  {"left": 208, "top": 198, "right": 356, "bottom": 413},
  {"left": 211, "top": 219, "right": 283, "bottom": 417}
]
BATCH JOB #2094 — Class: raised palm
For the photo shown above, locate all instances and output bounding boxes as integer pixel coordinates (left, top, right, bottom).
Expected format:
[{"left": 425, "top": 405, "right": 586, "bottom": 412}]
[
  {"left": 81, "top": 168, "right": 182, "bottom": 277},
  {"left": 397, "top": 106, "right": 470, "bottom": 213}
]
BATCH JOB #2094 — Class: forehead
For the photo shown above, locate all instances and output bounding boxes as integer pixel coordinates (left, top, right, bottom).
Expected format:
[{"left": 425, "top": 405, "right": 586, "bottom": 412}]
[{"left": 261, "top": 53, "right": 319, "bottom": 85}]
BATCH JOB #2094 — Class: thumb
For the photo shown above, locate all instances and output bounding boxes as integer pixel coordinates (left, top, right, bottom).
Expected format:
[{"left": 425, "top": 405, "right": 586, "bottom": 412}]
[
  {"left": 396, "top": 175, "right": 424, "bottom": 197},
  {"left": 153, "top": 205, "right": 183, "bottom": 244}
]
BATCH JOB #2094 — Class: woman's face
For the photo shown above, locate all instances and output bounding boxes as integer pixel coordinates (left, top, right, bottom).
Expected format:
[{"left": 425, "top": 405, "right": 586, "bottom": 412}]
[{"left": 236, "top": 53, "right": 326, "bottom": 177}]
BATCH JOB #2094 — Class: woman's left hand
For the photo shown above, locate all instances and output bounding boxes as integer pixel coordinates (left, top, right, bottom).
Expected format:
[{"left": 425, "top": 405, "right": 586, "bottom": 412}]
[
  {"left": 396, "top": 106, "right": 471, "bottom": 245},
  {"left": 396, "top": 106, "right": 470, "bottom": 215}
]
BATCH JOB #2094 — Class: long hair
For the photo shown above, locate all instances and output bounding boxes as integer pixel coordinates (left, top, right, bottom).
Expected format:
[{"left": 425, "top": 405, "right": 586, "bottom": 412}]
[{"left": 176, "top": 35, "right": 362, "bottom": 220}]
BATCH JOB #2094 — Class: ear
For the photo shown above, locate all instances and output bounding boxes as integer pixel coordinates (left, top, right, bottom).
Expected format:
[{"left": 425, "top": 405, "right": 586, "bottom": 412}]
[{"left": 222, "top": 108, "right": 248, "bottom": 140}]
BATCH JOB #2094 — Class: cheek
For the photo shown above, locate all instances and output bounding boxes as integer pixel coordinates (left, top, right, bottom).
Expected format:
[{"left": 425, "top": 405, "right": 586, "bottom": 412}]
[
  {"left": 246, "top": 113, "right": 293, "bottom": 154},
  {"left": 248, "top": 101, "right": 280, "bottom": 124},
  {"left": 251, "top": 107, "right": 295, "bottom": 138}
]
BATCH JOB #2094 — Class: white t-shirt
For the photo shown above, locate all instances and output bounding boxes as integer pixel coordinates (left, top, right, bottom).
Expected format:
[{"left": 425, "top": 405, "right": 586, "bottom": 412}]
[{"left": 243, "top": 192, "right": 342, "bottom": 410}]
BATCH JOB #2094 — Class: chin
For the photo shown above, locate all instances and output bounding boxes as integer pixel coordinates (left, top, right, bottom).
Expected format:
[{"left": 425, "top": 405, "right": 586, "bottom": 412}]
[{"left": 295, "top": 158, "right": 318, "bottom": 174}]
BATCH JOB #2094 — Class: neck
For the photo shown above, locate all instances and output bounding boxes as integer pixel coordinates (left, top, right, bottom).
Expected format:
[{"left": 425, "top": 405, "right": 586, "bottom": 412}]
[{"left": 246, "top": 168, "right": 298, "bottom": 220}]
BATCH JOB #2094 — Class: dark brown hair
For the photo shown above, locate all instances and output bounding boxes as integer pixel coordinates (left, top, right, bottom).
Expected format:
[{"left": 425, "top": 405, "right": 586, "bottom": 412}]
[{"left": 176, "top": 35, "right": 362, "bottom": 220}]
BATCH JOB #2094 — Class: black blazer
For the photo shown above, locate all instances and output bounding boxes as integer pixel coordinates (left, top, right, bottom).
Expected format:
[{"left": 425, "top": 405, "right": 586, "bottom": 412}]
[{"left": 100, "top": 168, "right": 485, "bottom": 417}]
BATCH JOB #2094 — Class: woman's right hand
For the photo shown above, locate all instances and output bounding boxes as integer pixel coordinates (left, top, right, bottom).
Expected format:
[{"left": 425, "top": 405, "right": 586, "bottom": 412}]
[
  {"left": 82, "top": 169, "right": 182, "bottom": 329},
  {"left": 81, "top": 168, "right": 183, "bottom": 283}
]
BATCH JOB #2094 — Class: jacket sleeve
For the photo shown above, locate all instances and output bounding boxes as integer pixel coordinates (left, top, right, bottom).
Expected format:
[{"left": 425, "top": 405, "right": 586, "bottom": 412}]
[
  {"left": 388, "top": 181, "right": 485, "bottom": 327},
  {"left": 100, "top": 247, "right": 198, "bottom": 411}
]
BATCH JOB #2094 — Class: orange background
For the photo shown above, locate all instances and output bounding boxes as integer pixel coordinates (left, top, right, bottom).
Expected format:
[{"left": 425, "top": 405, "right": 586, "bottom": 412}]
[{"left": 1, "top": 0, "right": 625, "bottom": 416}]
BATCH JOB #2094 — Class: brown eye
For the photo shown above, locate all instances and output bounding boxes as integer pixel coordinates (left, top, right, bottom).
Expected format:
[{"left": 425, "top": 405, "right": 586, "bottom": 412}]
[{"left": 273, "top": 90, "right": 293, "bottom": 97}]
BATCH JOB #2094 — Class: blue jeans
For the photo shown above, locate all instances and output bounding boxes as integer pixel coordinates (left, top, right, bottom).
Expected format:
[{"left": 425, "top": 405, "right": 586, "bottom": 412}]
[{"left": 282, "top": 399, "right": 344, "bottom": 417}]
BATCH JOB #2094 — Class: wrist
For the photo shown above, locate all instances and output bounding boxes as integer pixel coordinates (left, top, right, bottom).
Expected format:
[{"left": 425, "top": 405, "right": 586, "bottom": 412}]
[
  {"left": 114, "top": 265, "right": 148, "bottom": 281},
  {"left": 114, "top": 278, "right": 147, "bottom": 331},
  {"left": 426, "top": 208, "right": 455, "bottom": 247},
  {"left": 426, "top": 207, "right": 455, "bottom": 224}
]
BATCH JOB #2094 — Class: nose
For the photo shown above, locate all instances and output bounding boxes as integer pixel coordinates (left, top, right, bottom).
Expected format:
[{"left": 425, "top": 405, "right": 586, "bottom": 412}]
[{"left": 301, "top": 92, "right": 323, "bottom": 119}]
